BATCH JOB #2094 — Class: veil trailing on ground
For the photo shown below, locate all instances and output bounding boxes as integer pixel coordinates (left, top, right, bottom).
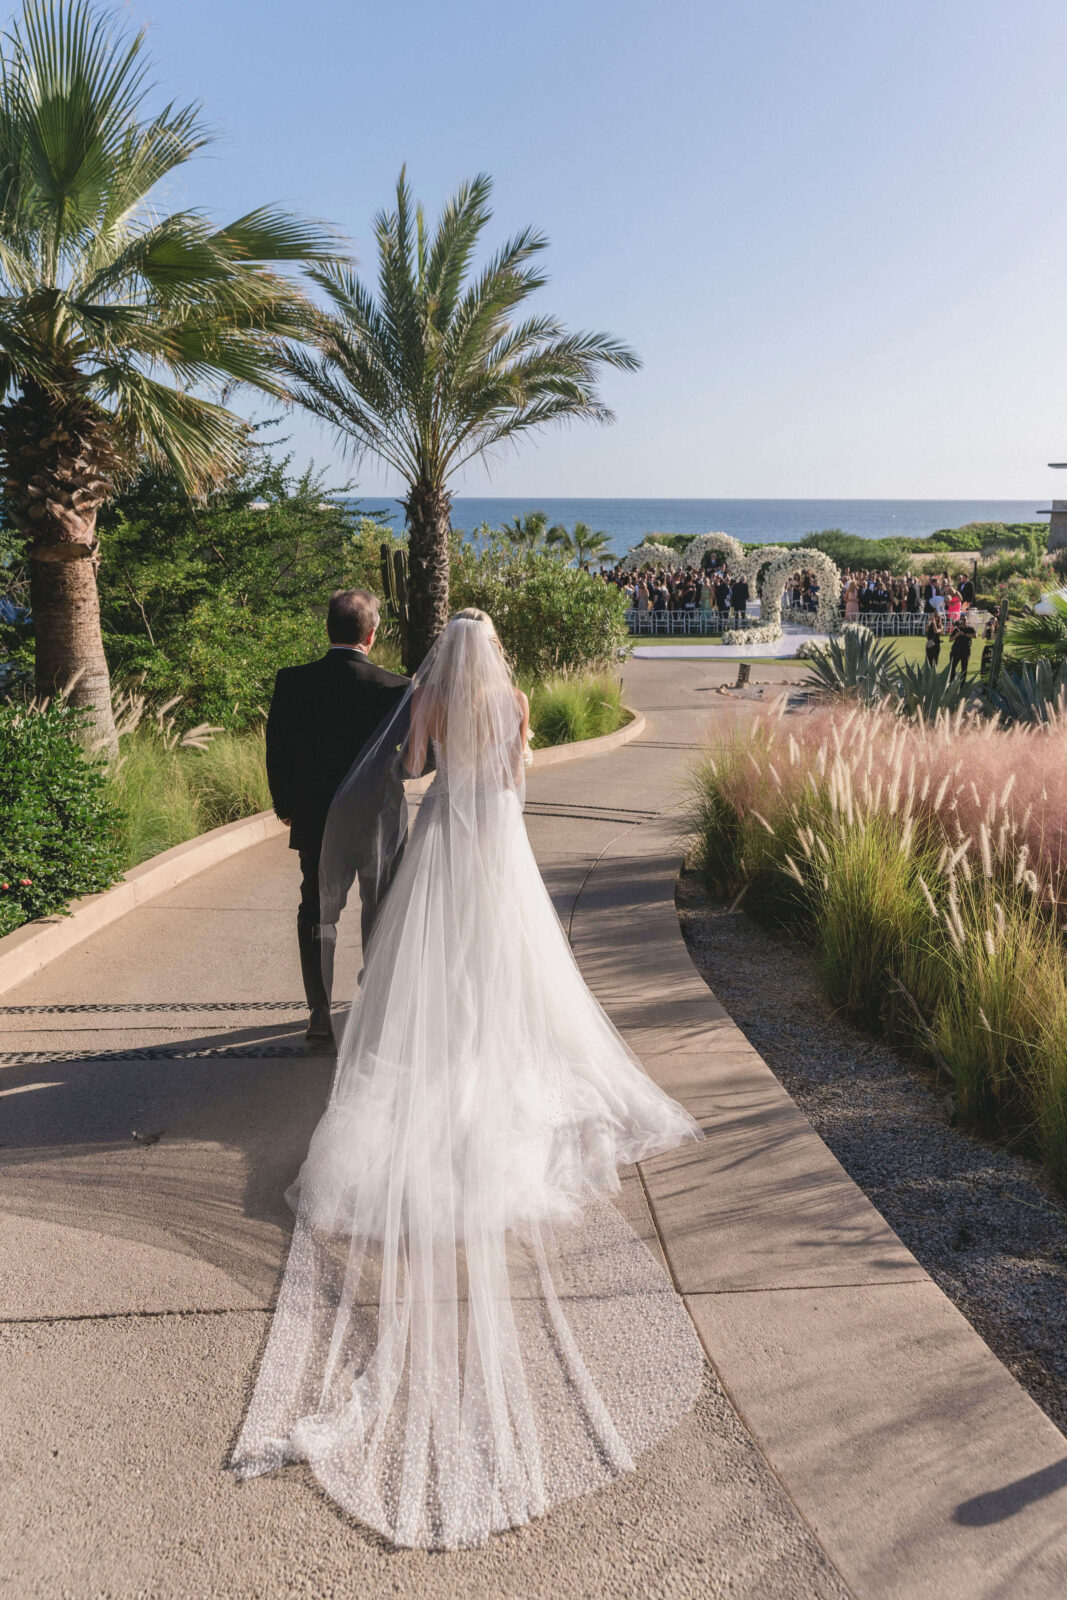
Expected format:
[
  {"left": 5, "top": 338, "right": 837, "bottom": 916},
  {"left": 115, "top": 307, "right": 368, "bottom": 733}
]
[{"left": 232, "top": 613, "right": 705, "bottom": 1549}]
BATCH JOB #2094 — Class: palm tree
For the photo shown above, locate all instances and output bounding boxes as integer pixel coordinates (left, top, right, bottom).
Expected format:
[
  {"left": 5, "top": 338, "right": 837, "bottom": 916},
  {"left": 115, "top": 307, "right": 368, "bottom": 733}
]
[
  {"left": 502, "top": 509, "right": 549, "bottom": 549},
  {"left": 545, "top": 520, "right": 616, "bottom": 569},
  {"left": 287, "top": 170, "right": 640, "bottom": 668},
  {"left": 1008, "top": 593, "right": 1067, "bottom": 666},
  {"left": 0, "top": 1, "right": 335, "bottom": 749}
]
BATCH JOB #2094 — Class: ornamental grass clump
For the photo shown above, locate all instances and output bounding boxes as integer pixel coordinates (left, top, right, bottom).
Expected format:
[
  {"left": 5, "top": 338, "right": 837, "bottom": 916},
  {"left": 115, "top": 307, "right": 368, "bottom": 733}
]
[
  {"left": 108, "top": 687, "right": 270, "bottom": 868},
  {"left": 527, "top": 674, "right": 626, "bottom": 748},
  {"left": 688, "top": 699, "right": 1067, "bottom": 1195}
]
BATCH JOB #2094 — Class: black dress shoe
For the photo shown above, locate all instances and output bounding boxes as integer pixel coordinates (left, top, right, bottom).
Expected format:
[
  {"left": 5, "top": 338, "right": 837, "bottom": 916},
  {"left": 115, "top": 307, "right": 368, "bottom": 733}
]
[{"left": 305, "top": 1007, "right": 335, "bottom": 1045}]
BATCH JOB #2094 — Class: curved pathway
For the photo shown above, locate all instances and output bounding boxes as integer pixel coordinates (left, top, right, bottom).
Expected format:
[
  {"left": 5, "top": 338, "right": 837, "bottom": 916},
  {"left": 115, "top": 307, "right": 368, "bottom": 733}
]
[{"left": 1, "top": 658, "right": 1064, "bottom": 1599}]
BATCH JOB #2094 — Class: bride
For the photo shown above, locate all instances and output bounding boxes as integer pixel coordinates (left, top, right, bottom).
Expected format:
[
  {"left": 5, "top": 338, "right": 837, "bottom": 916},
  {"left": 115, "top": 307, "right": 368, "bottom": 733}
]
[{"left": 232, "top": 609, "right": 706, "bottom": 1548}]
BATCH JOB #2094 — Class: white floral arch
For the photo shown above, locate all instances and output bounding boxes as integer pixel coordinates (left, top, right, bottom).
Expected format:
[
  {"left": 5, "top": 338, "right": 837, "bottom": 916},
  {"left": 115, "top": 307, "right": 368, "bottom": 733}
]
[
  {"left": 619, "top": 541, "right": 684, "bottom": 572},
  {"left": 759, "top": 547, "right": 842, "bottom": 637},
  {"left": 683, "top": 531, "right": 744, "bottom": 570},
  {"left": 732, "top": 544, "right": 790, "bottom": 592}
]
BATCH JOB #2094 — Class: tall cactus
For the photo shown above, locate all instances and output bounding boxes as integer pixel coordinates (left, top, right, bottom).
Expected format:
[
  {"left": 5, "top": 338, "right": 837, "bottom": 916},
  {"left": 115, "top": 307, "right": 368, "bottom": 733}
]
[
  {"left": 380, "top": 543, "right": 410, "bottom": 664},
  {"left": 987, "top": 598, "right": 1010, "bottom": 691}
]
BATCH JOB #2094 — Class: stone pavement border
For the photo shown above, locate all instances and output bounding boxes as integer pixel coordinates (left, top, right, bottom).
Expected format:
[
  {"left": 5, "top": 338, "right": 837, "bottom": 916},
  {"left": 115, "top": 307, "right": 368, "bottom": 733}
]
[
  {"left": 3, "top": 657, "right": 1066, "bottom": 1597},
  {"left": 579, "top": 808, "right": 1067, "bottom": 1600},
  {"left": 0, "top": 709, "right": 646, "bottom": 999}
]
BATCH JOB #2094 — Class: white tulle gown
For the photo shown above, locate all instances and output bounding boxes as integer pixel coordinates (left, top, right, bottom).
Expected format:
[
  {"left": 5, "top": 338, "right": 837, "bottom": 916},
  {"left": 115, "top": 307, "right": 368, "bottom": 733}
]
[{"left": 232, "top": 616, "right": 705, "bottom": 1548}]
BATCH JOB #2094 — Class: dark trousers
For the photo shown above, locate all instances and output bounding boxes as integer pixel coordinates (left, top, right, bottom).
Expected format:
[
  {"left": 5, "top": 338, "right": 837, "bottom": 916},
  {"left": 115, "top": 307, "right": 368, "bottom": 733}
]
[
  {"left": 732, "top": 604, "right": 747, "bottom": 619},
  {"left": 298, "top": 847, "right": 383, "bottom": 959},
  {"left": 949, "top": 651, "right": 970, "bottom": 682}
]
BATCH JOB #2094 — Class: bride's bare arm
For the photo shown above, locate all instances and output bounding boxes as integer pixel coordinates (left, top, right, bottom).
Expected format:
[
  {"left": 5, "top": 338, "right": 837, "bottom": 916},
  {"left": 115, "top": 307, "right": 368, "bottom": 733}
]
[
  {"left": 404, "top": 686, "right": 429, "bottom": 777},
  {"left": 512, "top": 689, "right": 531, "bottom": 782}
]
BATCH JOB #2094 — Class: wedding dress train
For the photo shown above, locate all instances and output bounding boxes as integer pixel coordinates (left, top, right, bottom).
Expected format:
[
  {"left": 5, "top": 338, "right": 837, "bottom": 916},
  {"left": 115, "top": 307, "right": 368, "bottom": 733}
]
[{"left": 232, "top": 616, "right": 705, "bottom": 1548}]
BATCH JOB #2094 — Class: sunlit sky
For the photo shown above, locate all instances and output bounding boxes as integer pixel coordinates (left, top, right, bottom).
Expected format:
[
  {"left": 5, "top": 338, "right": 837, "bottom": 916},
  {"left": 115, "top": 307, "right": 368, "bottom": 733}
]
[{"left": 126, "top": 0, "right": 1067, "bottom": 500}]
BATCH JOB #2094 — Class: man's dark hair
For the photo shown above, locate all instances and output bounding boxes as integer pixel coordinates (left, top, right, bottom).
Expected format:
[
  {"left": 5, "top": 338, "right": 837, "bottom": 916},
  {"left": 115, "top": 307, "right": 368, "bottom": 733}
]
[{"left": 327, "top": 588, "right": 380, "bottom": 645}]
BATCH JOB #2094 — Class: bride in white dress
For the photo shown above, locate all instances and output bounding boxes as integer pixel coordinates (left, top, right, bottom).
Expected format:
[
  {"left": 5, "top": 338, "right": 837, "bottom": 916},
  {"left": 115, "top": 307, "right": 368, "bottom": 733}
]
[{"left": 232, "top": 609, "right": 706, "bottom": 1548}]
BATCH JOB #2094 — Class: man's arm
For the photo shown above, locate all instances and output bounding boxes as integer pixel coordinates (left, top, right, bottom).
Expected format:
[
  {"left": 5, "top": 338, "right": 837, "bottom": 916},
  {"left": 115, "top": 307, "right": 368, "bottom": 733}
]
[{"left": 265, "top": 670, "right": 296, "bottom": 822}]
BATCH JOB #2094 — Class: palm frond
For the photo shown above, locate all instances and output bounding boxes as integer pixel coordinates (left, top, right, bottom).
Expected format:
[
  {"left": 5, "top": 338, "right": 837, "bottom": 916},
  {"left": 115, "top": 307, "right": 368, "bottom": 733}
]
[
  {"left": 295, "top": 167, "right": 639, "bottom": 500},
  {"left": 0, "top": 1, "right": 335, "bottom": 497}
]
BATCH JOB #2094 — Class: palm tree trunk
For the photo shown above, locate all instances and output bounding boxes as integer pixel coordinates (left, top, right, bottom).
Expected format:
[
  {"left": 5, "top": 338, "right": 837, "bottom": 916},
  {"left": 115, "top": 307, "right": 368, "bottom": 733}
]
[
  {"left": 4, "top": 388, "right": 118, "bottom": 754},
  {"left": 28, "top": 542, "right": 116, "bottom": 752},
  {"left": 403, "top": 477, "right": 452, "bottom": 671}
]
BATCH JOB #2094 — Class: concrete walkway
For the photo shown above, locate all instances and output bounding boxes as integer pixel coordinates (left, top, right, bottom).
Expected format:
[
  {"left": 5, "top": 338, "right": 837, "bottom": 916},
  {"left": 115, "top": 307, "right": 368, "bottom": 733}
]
[{"left": 2, "top": 658, "right": 1065, "bottom": 1599}]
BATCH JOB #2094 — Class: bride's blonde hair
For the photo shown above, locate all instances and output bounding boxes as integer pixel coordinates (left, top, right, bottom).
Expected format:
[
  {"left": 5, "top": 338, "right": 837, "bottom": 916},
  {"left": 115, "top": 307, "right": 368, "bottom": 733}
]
[{"left": 450, "top": 607, "right": 509, "bottom": 665}]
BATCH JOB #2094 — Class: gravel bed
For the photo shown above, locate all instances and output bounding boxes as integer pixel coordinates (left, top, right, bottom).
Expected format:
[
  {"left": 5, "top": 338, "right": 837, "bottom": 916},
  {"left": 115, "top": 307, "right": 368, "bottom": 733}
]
[{"left": 677, "top": 870, "right": 1067, "bottom": 1437}]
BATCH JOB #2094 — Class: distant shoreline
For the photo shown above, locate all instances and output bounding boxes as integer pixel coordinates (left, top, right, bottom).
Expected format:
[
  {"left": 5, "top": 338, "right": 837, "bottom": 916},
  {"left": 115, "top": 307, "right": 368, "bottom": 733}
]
[{"left": 355, "top": 495, "right": 1045, "bottom": 546}]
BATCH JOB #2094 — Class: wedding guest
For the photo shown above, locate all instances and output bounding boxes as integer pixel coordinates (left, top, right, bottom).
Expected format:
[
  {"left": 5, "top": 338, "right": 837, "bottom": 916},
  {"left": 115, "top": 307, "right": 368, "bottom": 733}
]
[
  {"left": 925, "top": 612, "right": 943, "bottom": 668},
  {"left": 731, "top": 574, "right": 750, "bottom": 620},
  {"left": 949, "top": 616, "right": 976, "bottom": 682}
]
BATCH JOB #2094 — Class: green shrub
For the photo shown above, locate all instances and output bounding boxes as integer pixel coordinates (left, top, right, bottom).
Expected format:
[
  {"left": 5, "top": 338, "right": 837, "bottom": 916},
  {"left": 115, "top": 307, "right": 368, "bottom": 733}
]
[
  {"left": 795, "top": 522, "right": 1048, "bottom": 578},
  {"left": 0, "top": 701, "right": 124, "bottom": 929},
  {"left": 451, "top": 538, "right": 627, "bottom": 677},
  {"left": 96, "top": 439, "right": 398, "bottom": 729}
]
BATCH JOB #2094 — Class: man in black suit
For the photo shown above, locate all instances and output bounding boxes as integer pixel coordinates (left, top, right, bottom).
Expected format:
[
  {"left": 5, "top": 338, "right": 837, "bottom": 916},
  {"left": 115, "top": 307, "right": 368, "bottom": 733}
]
[
  {"left": 731, "top": 575, "right": 750, "bottom": 620},
  {"left": 266, "top": 589, "right": 408, "bottom": 1041}
]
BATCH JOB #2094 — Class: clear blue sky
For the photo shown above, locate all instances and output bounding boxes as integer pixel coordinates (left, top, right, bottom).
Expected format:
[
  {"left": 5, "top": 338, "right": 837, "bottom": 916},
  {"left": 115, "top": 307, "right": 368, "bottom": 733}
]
[{"left": 126, "top": 0, "right": 1067, "bottom": 499}]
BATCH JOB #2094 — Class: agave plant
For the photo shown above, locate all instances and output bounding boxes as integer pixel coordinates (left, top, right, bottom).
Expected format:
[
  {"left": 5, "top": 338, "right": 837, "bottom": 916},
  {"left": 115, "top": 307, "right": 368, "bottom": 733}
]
[
  {"left": 1007, "top": 593, "right": 1067, "bottom": 667},
  {"left": 0, "top": 2, "right": 335, "bottom": 749},
  {"left": 799, "top": 624, "right": 897, "bottom": 703},
  {"left": 989, "top": 660, "right": 1067, "bottom": 725},
  {"left": 286, "top": 170, "right": 639, "bottom": 668},
  {"left": 892, "top": 658, "right": 975, "bottom": 719}
]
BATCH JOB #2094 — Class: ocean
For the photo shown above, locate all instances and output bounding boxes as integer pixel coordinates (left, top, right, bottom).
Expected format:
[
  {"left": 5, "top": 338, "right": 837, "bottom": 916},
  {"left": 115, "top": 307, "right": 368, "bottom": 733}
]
[{"left": 358, "top": 497, "right": 1043, "bottom": 550}]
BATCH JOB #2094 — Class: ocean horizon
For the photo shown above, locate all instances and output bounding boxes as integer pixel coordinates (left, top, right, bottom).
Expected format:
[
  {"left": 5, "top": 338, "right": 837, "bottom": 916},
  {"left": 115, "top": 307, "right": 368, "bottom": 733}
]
[{"left": 357, "top": 497, "right": 1044, "bottom": 550}]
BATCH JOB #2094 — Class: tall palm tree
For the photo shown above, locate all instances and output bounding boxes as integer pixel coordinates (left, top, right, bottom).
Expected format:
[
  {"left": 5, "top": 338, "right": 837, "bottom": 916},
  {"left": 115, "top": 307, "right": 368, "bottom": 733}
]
[
  {"left": 0, "top": 1, "right": 335, "bottom": 749},
  {"left": 288, "top": 170, "right": 640, "bottom": 668},
  {"left": 546, "top": 519, "right": 616, "bottom": 568}
]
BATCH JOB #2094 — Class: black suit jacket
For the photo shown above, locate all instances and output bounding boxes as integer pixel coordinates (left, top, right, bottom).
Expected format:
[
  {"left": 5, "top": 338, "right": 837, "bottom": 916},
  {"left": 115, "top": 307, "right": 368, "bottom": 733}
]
[{"left": 265, "top": 649, "right": 409, "bottom": 853}]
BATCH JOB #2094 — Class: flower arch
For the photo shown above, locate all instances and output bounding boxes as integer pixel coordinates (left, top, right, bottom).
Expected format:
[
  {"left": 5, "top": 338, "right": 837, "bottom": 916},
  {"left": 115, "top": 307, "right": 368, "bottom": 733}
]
[
  {"left": 619, "top": 541, "right": 684, "bottom": 572},
  {"left": 732, "top": 544, "right": 790, "bottom": 592},
  {"left": 683, "top": 531, "right": 744, "bottom": 570},
  {"left": 759, "top": 547, "right": 842, "bottom": 637}
]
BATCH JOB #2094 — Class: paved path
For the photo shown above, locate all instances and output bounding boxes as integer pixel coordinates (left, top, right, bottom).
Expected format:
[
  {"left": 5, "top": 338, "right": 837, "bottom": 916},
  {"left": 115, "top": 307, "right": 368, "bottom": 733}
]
[{"left": 2, "top": 658, "right": 1065, "bottom": 1599}]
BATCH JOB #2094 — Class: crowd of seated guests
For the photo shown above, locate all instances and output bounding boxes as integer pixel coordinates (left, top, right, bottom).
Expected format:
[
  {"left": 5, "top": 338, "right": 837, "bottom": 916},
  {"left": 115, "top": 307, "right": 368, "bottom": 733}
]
[
  {"left": 837, "top": 568, "right": 977, "bottom": 620},
  {"left": 600, "top": 560, "right": 754, "bottom": 621},
  {"left": 598, "top": 556, "right": 988, "bottom": 671}
]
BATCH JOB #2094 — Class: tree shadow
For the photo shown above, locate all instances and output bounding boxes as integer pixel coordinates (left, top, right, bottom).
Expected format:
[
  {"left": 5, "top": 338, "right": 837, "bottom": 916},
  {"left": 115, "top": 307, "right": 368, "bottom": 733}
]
[
  {"left": 954, "top": 1458, "right": 1067, "bottom": 1526},
  {"left": 0, "top": 1010, "right": 343, "bottom": 1300}
]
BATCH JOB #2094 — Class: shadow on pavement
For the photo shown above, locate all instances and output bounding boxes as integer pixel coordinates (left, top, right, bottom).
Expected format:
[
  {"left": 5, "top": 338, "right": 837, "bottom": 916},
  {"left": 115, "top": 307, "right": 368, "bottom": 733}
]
[{"left": 0, "top": 1012, "right": 340, "bottom": 1298}]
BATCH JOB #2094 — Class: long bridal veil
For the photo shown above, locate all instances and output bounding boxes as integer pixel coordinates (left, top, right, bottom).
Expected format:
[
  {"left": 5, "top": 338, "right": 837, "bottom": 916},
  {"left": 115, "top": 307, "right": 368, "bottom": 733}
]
[{"left": 232, "top": 615, "right": 706, "bottom": 1548}]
